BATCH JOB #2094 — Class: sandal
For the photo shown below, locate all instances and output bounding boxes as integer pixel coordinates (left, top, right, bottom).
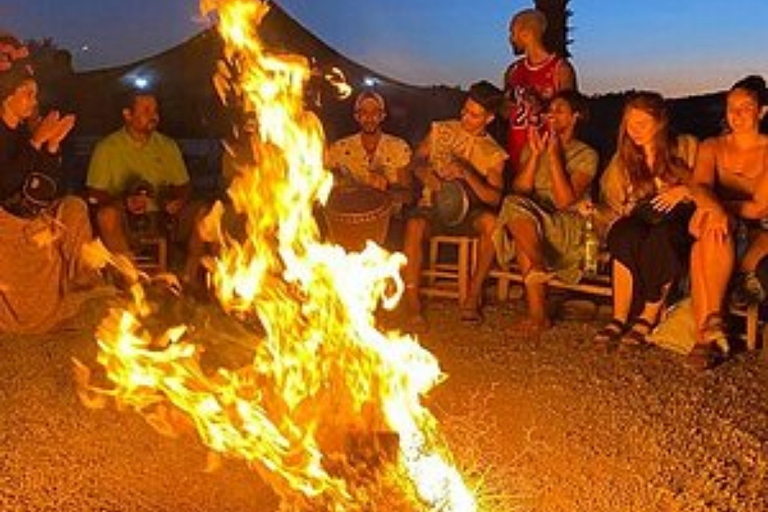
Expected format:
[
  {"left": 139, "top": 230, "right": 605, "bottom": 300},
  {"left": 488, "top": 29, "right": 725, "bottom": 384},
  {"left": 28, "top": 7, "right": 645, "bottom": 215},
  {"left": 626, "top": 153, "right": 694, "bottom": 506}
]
[
  {"left": 686, "top": 342, "right": 726, "bottom": 371},
  {"left": 619, "top": 318, "right": 655, "bottom": 349},
  {"left": 686, "top": 314, "right": 729, "bottom": 370},
  {"left": 593, "top": 318, "right": 625, "bottom": 349}
]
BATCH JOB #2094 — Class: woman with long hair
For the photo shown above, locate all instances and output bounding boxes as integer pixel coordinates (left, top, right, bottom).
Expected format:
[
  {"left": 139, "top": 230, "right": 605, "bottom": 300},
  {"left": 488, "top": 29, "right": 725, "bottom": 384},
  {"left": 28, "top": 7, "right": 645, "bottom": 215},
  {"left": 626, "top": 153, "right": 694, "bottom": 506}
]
[
  {"left": 594, "top": 92, "right": 698, "bottom": 348},
  {"left": 687, "top": 75, "right": 768, "bottom": 369}
]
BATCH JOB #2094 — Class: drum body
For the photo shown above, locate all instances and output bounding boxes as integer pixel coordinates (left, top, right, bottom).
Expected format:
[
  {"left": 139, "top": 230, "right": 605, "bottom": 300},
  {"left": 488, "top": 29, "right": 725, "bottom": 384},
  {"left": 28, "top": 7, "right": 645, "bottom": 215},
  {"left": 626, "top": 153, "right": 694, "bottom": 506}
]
[
  {"left": 434, "top": 180, "right": 470, "bottom": 226},
  {"left": 324, "top": 185, "right": 392, "bottom": 251}
]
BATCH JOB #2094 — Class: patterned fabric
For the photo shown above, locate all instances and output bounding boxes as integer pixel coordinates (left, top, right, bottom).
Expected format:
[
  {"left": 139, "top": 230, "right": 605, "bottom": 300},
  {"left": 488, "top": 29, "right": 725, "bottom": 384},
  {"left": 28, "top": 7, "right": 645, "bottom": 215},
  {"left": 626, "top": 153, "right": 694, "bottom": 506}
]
[
  {"left": 419, "top": 120, "right": 507, "bottom": 207},
  {"left": 429, "top": 120, "right": 507, "bottom": 178},
  {"left": 493, "top": 139, "right": 599, "bottom": 284},
  {"left": 505, "top": 54, "right": 566, "bottom": 170},
  {"left": 0, "top": 197, "right": 105, "bottom": 334},
  {"left": 327, "top": 132, "right": 411, "bottom": 186}
]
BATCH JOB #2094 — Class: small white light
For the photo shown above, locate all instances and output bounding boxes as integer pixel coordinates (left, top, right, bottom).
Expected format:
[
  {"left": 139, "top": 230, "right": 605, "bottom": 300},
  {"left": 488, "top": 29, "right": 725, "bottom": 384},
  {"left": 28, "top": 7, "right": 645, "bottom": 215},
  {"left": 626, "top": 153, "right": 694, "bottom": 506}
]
[
  {"left": 133, "top": 76, "right": 150, "bottom": 89},
  {"left": 363, "top": 76, "right": 378, "bottom": 87}
]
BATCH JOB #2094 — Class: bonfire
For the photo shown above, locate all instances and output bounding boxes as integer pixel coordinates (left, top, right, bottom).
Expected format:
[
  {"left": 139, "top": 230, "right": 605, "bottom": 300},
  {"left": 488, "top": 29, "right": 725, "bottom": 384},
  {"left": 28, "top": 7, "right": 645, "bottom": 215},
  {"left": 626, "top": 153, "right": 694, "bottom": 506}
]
[{"left": 74, "top": 1, "right": 480, "bottom": 510}]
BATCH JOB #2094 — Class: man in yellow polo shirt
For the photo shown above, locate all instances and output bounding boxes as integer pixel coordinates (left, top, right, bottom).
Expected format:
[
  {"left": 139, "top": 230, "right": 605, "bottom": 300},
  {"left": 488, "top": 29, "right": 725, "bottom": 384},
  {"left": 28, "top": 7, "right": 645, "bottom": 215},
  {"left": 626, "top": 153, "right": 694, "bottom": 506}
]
[{"left": 86, "top": 90, "right": 207, "bottom": 287}]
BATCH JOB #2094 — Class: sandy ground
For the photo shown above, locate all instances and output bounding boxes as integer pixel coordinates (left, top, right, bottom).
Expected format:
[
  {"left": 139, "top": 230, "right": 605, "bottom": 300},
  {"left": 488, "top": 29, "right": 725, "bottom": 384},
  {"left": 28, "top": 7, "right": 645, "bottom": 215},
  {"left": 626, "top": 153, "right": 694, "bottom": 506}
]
[{"left": 1, "top": 294, "right": 767, "bottom": 512}]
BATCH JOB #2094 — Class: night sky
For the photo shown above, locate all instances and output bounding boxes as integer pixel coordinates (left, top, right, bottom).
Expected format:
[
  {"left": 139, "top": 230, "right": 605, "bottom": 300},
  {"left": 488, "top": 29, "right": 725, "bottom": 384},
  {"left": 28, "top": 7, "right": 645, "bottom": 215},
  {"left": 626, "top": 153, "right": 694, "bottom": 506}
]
[{"left": 1, "top": 0, "right": 766, "bottom": 97}]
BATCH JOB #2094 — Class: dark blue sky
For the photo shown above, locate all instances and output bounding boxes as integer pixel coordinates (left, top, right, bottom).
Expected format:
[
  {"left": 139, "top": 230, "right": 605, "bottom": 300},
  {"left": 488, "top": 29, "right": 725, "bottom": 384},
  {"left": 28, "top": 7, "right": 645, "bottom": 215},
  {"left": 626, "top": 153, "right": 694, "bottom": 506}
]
[{"left": 1, "top": 0, "right": 766, "bottom": 97}]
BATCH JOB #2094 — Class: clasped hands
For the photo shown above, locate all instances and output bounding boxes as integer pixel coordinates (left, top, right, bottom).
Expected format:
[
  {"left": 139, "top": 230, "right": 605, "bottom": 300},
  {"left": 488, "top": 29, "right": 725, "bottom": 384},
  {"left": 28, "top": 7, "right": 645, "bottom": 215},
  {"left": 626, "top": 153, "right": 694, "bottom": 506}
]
[
  {"left": 30, "top": 110, "right": 76, "bottom": 154},
  {"left": 528, "top": 125, "right": 560, "bottom": 157}
]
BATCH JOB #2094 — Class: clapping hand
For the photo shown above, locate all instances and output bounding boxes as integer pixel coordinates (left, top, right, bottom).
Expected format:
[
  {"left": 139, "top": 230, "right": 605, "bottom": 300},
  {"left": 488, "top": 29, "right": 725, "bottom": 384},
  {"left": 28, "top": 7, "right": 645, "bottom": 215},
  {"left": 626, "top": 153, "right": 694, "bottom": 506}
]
[
  {"left": 528, "top": 126, "right": 548, "bottom": 156},
  {"left": 528, "top": 124, "right": 560, "bottom": 158},
  {"left": 31, "top": 110, "right": 76, "bottom": 153}
]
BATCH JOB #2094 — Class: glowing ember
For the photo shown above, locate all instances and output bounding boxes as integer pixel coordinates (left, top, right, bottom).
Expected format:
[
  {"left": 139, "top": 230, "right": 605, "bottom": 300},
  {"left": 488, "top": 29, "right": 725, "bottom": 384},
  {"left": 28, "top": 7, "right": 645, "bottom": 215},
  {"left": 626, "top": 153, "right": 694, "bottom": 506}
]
[{"left": 74, "top": 0, "right": 479, "bottom": 509}]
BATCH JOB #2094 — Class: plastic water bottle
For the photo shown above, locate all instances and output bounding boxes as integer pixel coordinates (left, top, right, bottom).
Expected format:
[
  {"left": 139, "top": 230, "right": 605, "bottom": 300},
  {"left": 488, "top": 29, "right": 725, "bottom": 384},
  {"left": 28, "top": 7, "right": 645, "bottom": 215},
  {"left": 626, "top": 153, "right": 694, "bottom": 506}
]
[{"left": 583, "top": 213, "right": 599, "bottom": 277}]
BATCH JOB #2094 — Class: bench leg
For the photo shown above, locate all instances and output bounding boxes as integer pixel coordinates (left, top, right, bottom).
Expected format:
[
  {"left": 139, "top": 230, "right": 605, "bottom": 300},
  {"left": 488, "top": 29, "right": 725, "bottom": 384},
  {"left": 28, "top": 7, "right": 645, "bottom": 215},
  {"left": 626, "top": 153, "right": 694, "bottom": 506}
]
[
  {"left": 746, "top": 303, "right": 759, "bottom": 351},
  {"left": 457, "top": 240, "right": 470, "bottom": 305}
]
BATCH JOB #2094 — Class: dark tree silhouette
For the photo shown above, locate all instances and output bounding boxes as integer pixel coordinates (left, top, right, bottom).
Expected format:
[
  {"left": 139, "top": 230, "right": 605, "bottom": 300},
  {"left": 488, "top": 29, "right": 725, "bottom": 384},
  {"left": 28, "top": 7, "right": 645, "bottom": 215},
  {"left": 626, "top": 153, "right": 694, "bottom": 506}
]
[
  {"left": 534, "top": 0, "right": 572, "bottom": 57},
  {"left": 24, "top": 38, "right": 75, "bottom": 111}
]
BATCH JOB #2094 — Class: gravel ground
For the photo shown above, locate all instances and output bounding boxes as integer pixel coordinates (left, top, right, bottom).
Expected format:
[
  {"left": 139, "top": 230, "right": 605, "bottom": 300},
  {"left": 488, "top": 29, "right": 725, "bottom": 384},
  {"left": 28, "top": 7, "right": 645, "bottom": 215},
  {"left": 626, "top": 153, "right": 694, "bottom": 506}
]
[{"left": 1, "top": 294, "right": 767, "bottom": 512}]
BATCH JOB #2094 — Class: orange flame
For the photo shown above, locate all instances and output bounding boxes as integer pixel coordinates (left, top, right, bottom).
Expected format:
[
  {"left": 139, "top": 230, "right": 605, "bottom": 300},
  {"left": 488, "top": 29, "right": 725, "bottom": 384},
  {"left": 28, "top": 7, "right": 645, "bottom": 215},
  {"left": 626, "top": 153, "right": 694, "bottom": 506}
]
[{"left": 76, "top": 0, "right": 480, "bottom": 509}]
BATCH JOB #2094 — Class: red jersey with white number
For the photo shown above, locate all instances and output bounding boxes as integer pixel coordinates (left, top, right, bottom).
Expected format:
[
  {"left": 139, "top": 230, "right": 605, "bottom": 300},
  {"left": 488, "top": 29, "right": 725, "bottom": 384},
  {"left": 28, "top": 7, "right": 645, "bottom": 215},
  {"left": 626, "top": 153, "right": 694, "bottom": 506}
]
[{"left": 505, "top": 54, "right": 565, "bottom": 171}]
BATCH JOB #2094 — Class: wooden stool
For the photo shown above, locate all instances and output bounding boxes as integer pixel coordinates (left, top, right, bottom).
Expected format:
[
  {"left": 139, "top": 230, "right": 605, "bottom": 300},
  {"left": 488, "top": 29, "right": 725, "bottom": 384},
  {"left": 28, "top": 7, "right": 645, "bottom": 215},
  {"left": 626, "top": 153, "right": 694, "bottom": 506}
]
[
  {"left": 133, "top": 234, "right": 168, "bottom": 273},
  {"left": 420, "top": 235, "right": 477, "bottom": 304}
]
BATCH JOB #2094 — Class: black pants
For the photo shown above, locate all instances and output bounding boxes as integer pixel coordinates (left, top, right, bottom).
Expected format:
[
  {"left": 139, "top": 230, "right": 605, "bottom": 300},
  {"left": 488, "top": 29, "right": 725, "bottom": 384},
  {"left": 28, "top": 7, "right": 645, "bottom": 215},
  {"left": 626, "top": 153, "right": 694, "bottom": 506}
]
[{"left": 607, "top": 206, "right": 693, "bottom": 317}]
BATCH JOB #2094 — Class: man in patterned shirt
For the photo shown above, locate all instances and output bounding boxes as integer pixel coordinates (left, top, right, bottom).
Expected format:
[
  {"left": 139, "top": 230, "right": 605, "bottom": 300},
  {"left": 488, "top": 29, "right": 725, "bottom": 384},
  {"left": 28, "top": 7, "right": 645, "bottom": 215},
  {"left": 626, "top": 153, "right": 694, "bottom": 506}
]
[
  {"left": 327, "top": 91, "right": 412, "bottom": 191},
  {"left": 326, "top": 91, "right": 413, "bottom": 249},
  {"left": 401, "top": 81, "right": 508, "bottom": 330}
]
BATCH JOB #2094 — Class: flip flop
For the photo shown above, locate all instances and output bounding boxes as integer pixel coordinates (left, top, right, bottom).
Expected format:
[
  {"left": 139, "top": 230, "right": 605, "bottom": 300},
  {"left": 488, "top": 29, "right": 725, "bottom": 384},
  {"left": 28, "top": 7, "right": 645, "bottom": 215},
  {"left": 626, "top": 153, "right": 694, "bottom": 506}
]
[
  {"left": 460, "top": 306, "right": 483, "bottom": 325},
  {"left": 686, "top": 342, "right": 726, "bottom": 371}
]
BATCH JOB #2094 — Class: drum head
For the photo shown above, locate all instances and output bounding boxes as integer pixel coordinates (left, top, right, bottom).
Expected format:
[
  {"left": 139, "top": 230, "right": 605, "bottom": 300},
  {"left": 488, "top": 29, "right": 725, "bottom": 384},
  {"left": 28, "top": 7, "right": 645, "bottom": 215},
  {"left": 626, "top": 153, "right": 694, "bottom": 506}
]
[
  {"left": 326, "top": 185, "right": 390, "bottom": 215},
  {"left": 324, "top": 185, "right": 393, "bottom": 251},
  {"left": 434, "top": 180, "right": 470, "bottom": 226}
]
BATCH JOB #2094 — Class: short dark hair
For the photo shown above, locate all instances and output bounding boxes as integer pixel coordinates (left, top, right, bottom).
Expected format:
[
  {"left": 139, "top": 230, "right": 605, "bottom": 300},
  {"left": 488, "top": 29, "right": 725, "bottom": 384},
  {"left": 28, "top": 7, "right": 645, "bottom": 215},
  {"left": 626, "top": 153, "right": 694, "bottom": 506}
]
[
  {"left": 467, "top": 80, "right": 504, "bottom": 115},
  {"left": 552, "top": 89, "right": 590, "bottom": 125},
  {"left": 118, "top": 87, "right": 158, "bottom": 111},
  {"left": 731, "top": 75, "right": 767, "bottom": 107},
  {"left": 354, "top": 90, "right": 386, "bottom": 112}
]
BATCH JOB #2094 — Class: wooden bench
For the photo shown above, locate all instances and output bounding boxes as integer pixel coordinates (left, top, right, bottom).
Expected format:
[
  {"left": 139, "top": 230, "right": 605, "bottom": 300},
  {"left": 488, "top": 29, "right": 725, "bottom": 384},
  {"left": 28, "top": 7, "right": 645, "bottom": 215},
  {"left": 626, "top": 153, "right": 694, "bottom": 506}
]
[
  {"left": 490, "top": 261, "right": 612, "bottom": 301},
  {"left": 420, "top": 234, "right": 612, "bottom": 303},
  {"left": 420, "top": 234, "right": 765, "bottom": 354}
]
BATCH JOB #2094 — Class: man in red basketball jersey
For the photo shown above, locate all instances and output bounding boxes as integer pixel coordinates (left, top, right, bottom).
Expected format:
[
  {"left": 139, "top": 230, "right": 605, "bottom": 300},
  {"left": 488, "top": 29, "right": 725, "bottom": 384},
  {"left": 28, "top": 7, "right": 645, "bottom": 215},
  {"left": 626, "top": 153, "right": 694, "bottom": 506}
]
[{"left": 505, "top": 8, "right": 577, "bottom": 172}]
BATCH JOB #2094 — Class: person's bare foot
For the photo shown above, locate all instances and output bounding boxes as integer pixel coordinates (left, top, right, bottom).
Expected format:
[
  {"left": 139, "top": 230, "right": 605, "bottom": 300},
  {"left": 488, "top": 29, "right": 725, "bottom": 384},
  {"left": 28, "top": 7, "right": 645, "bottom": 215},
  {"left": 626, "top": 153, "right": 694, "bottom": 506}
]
[
  {"left": 509, "top": 316, "right": 551, "bottom": 335},
  {"left": 460, "top": 295, "right": 483, "bottom": 324}
]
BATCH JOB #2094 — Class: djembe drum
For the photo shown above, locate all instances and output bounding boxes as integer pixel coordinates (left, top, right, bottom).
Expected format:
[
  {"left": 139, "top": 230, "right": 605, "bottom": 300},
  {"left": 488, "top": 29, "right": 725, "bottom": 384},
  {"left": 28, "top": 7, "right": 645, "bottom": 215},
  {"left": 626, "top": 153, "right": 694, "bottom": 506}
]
[
  {"left": 323, "top": 185, "right": 393, "bottom": 252},
  {"left": 433, "top": 180, "right": 471, "bottom": 227}
]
